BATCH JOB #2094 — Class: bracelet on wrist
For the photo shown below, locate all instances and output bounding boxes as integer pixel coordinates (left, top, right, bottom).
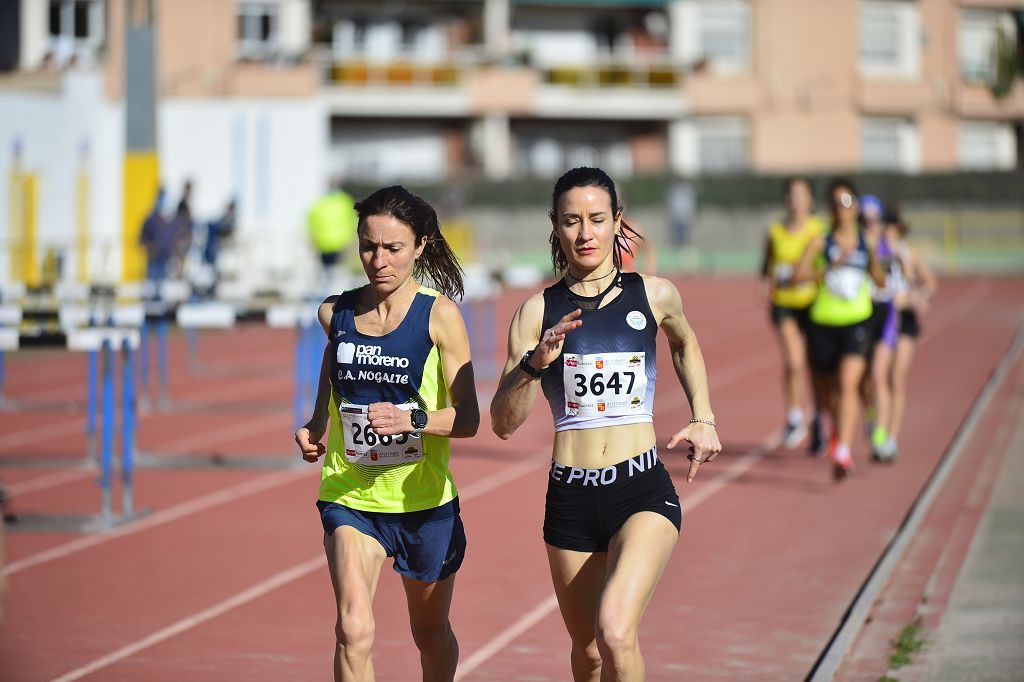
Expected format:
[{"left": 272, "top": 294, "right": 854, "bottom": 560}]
[{"left": 690, "top": 417, "right": 716, "bottom": 428}]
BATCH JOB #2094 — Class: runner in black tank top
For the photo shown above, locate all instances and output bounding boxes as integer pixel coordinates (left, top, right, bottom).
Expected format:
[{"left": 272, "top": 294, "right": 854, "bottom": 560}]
[{"left": 490, "top": 167, "right": 721, "bottom": 681}]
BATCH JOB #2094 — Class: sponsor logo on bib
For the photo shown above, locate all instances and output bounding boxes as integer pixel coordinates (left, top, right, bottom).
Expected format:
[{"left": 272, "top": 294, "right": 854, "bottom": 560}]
[
  {"left": 565, "top": 356, "right": 578, "bottom": 367},
  {"left": 626, "top": 310, "right": 646, "bottom": 330}
]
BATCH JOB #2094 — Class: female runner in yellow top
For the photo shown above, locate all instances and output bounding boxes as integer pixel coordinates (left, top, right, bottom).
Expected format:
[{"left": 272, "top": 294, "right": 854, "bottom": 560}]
[
  {"left": 491, "top": 167, "right": 721, "bottom": 681},
  {"left": 760, "top": 176, "right": 827, "bottom": 450},
  {"left": 295, "top": 186, "right": 479, "bottom": 681}
]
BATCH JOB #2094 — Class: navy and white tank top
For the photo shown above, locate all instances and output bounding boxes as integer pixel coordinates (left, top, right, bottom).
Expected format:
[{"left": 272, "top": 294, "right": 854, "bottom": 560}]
[
  {"left": 329, "top": 288, "right": 438, "bottom": 406},
  {"left": 540, "top": 272, "right": 658, "bottom": 432},
  {"left": 320, "top": 285, "right": 455, "bottom": 513}
]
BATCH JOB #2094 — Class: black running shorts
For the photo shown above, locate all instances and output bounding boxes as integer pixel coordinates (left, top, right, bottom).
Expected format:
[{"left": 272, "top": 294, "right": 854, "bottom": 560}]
[{"left": 543, "top": 448, "right": 682, "bottom": 553}]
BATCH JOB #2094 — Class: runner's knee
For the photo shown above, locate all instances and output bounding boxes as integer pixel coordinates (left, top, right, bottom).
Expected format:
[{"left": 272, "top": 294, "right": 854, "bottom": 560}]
[
  {"left": 409, "top": 619, "right": 452, "bottom": 652},
  {"left": 335, "top": 611, "right": 375, "bottom": 655},
  {"left": 595, "top": 616, "right": 638, "bottom": 658}
]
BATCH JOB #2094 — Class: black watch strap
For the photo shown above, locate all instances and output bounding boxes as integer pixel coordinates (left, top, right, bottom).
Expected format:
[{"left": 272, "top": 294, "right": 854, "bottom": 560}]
[{"left": 519, "top": 350, "right": 548, "bottom": 378}]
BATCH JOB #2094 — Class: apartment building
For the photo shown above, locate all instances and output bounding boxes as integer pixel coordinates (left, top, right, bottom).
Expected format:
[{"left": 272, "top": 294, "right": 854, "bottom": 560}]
[
  {"left": 0, "top": 0, "right": 1021, "bottom": 280},
  {"left": 315, "top": 0, "right": 1023, "bottom": 180}
]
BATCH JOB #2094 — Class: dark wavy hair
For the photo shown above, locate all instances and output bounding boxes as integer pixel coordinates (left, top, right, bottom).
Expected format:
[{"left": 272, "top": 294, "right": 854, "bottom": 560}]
[
  {"left": 548, "top": 167, "right": 643, "bottom": 274},
  {"left": 354, "top": 186, "right": 464, "bottom": 300}
]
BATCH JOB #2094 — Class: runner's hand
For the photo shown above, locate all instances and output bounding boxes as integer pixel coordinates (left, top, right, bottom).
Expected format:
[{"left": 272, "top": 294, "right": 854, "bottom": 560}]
[
  {"left": 666, "top": 422, "right": 722, "bottom": 483},
  {"left": 532, "top": 309, "right": 583, "bottom": 368},
  {"left": 367, "top": 402, "right": 411, "bottom": 436},
  {"left": 295, "top": 421, "right": 327, "bottom": 463}
]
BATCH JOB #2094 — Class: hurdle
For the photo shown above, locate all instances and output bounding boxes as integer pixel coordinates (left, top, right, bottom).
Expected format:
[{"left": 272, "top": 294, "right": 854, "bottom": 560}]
[
  {"left": 67, "top": 327, "right": 142, "bottom": 525},
  {"left": 0, "top": 303, "right": 23, "bottom": 409},
  {"left": 266, "top": 303, "right": 322, "bottom": 430},
  {"left": 459, "top": 266, "right": 500, "bottom": 380}
]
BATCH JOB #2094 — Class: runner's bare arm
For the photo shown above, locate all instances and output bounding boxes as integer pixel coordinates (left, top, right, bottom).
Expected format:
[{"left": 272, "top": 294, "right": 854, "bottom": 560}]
[
  {"left": 490, "top": 293, "right": 582, "bottom": 439},
  {"left": 368, "top": 296, "right": 479, "bottom": 438},
  {"left": 645, "top": 276, "right": 722, "bottom": 482},
  {"left": 793, "top": 234, "right": 825, "bottom": 284}
]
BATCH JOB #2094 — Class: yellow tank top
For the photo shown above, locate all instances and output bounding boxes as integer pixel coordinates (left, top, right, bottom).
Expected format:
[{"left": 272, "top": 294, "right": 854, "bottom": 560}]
[
  {"left": 769, "top": 217, "right": 825, "bottom": 308},
  {"left": 318, "top": 287, "right": 456, "bottom": 513}
]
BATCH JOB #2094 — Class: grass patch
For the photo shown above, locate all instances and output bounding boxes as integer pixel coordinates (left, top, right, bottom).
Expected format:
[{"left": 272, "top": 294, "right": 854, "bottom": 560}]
[{"left": 879, "top": 620, "right": 928, "bottom": 680}]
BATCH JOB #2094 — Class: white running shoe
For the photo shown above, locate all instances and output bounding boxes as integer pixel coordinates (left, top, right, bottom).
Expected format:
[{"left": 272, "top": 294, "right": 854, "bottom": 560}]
[{"left": 783, "top": 421, "right": 807, "bottom": 448}]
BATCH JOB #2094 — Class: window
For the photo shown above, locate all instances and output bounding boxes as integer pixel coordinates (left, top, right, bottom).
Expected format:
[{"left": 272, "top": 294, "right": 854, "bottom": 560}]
[
  {"left": 514, "top": 128, "right": 633, "bottom": 178},
  {"left": 47, "top": 0, "right": 104, "bottom": 65},
  {"left": 959, "top": 9, "right": 1016, "bottom": 84},
  {"left": 959, "top": 121, "right": 1016, "bottom": 170},
  {"left": 676, "top": 0, "right": 751, "bottom": 72},
  {"left": 696, "top": 117, "right": 748, "bottom": 174},
  {"left": 861, "top": 117, "right": 918, "bottom": 171},
  {"left": 238, "top": 2, "right": 279, "bottom": 60},
  {"left": 859, "top": 0, "right": 920, "bottom": 78},
  {"left": 699, "top": 1, "right": 750, "bottom": 70}
]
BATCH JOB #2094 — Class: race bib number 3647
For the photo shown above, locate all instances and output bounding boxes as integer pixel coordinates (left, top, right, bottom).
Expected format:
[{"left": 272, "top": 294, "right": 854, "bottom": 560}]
[
  {"left": 340, "top": 404, "right": 423, "bottom": 465},
  {"left": 563, "top": 352, "right": 647, "bottom": 418}
]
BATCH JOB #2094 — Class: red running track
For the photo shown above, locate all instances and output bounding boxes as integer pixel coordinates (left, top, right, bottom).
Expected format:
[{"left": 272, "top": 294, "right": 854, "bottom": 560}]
[{"left": 0, "top": 275, "right": 1021, "bottom": 681}]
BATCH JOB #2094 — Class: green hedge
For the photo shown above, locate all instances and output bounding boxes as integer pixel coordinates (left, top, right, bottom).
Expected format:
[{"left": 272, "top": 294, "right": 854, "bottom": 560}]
[{"left": 341, "top": 170, "right": 1024, "bottom": 210}]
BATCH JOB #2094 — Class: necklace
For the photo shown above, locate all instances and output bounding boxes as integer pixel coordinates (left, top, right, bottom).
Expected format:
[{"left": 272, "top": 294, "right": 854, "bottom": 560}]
[{"left": 566, "top": 268, "right": 617, "bottom": 284}]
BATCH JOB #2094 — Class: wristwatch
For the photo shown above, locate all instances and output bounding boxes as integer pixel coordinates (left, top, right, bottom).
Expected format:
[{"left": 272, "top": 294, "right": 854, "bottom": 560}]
[
  {"left": 410, "top": 408, "right": 428, "bottom": 438},
  {"left": 519, "top": 349, "right": 549, "bottom": 379}
]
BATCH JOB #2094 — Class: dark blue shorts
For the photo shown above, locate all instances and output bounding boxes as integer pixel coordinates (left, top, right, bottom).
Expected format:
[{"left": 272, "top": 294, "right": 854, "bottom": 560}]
[{"left": 316, "top": 497, "right": 466, "bottom": 583}]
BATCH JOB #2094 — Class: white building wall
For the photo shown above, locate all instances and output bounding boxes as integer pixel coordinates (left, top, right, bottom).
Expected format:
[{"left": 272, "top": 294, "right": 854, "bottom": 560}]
[
  {"left": 159, "top": 97, "right": 328, "bottom": 279},
  {"left": 1, "top": 72, "right": 327, "bottom": 285},
  {"left": 0, "top": 70, "right": 123, "bottom": 283}
]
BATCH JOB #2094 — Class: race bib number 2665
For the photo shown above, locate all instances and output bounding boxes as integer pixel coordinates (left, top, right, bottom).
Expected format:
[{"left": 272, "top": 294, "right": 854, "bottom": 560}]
[
  {"left": 563, "top": 352, "right": 647, "bottom": 418},
  {"left": 340, "top": 404, "right": 423, "bottom": 465}
]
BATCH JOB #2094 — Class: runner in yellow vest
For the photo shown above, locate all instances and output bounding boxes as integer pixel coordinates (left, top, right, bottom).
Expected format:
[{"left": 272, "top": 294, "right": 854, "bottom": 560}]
[
  {"left": 308, "top": 185, "right": 358, "bottom": 271},
  {"left": 795, "top": 179, "right": 885, "bottom": 481},
  {"left": 295, "top": 186, "right": 478, "bottom": 680},
  {"left": 760, "top": 176, "right": 826, "bottom": 451}
]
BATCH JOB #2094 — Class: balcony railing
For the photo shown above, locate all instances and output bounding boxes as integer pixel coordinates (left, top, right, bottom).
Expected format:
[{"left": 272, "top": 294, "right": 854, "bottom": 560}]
[{"left": 316, "top": 47, "right": 683, "bottom": 89}]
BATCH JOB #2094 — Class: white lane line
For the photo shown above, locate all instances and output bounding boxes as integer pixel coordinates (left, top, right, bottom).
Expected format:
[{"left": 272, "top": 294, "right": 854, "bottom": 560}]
[
  {"left": 48, "top": 555, "right": 328, "bottom": 682},
  {"left": 0, "top": 420, "right": 83, "bottom": 451},
  {"left": 5, "top": 468, "right": 312, "bottom": 576},
  {"left": 6, "top": 466, "right": 94, "bottom": 497},
  {"left": 454, "top": 428, "right": 784, "bottom": 681},
  {"left": 44, "top": 447, "right": 553, "bottom": 682},
  {"left": 454, "top": 595, "right": 561, "bottom": 681},
  {"left": 146, "top": 414, "right": 289, "bottom": 454}
]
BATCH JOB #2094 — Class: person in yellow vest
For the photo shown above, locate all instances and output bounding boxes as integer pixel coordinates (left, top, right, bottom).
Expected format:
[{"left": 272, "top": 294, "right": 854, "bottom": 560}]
[
  {"left": 795, "top": 179, "right": 886, "bottom": 481},
  {"left": 308, "top": 182, "right": 359, "bottom": 284},
  {"left": 295, "top": 186, "right": 479, "bottom": 681},
  {"left": 760, "top": 176, "right": 827, "bottom": 450}
]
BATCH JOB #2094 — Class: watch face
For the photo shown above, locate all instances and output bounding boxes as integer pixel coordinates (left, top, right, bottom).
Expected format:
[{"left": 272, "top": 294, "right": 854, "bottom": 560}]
[{"left": 411, "top": 409, "right": 428, "bottom": 429}]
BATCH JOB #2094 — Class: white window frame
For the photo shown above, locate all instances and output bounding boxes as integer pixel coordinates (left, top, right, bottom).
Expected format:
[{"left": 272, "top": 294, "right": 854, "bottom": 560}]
[
  {"left": 675, "top": 0, "right": 751, "bottom": 74},
  {"left": 693, "top": 116, "right": 749, "bottom": 174},
  {"left": 958, "top": 120, "right": 1016, "bottom": 170},
  {"left": 237, "top": 1, "right": 280, "bottom": 61},
  {"left": 861, "top": 117, "right": 919, "bottom": 172},
  {"left": 958, "top": 9, "right": 1016, "bottom": 85},
  {"left": 859, "top": 0, "right": 920, "bottom": 79}
]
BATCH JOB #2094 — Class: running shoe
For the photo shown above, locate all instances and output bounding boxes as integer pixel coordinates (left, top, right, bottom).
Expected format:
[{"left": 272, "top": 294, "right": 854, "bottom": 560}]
[
  {"left": 808, "top": 416, "right": 825, "bottom": 456},
  {"left": 783, "top": 420, "right": 807, "bottom": 449},
  {"left": 879, "top": 436, "right": 899, "bottom": 463},
  {"left": 830, "top": 443, "right": 855, "bottom": 481}
]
